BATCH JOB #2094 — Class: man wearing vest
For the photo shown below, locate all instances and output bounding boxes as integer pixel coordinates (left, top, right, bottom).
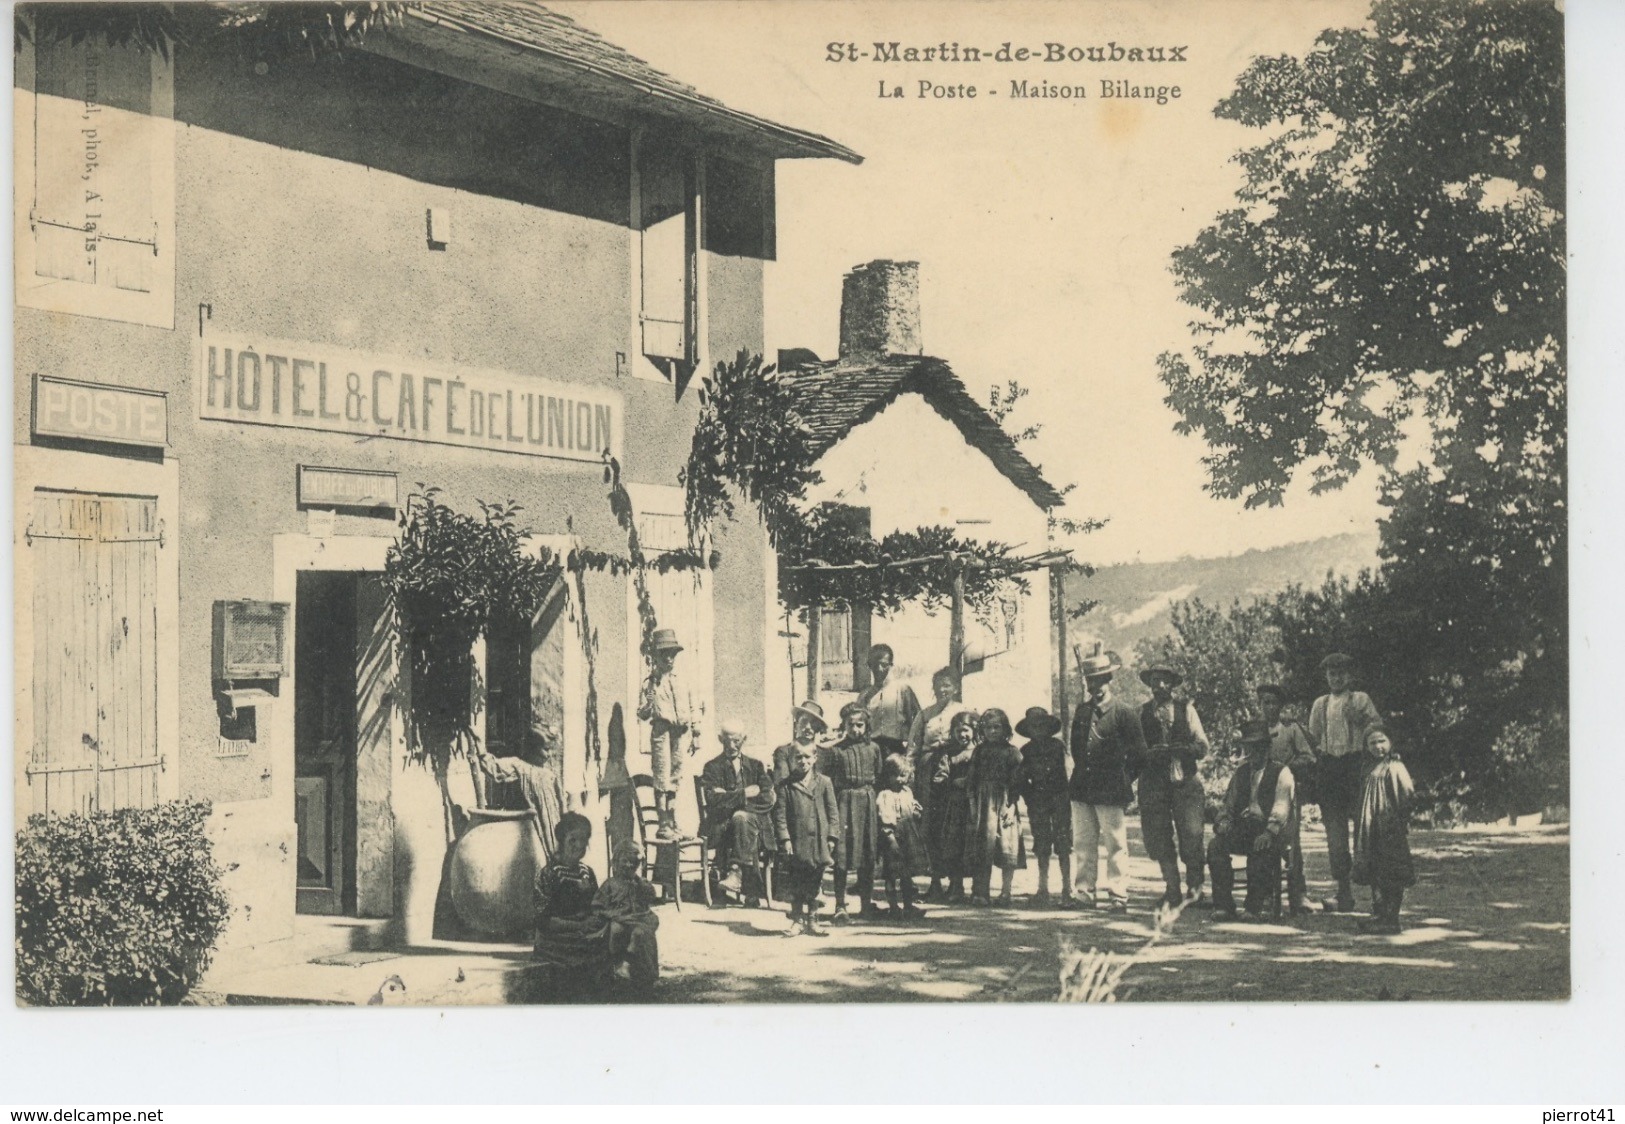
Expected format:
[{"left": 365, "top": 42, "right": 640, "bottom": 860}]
[
  {"left": 1208, "top": 720, "right": 1297, "bottom": 920},
  {"left": 1308, "top": 652, "right": 1384, "bottom": 912},
  {"left": 1137, "top": 666, "right": 1210, "bottom": 909},
  {"left": 1069, "top": 649, "right": 1147, "bottom": 912}
]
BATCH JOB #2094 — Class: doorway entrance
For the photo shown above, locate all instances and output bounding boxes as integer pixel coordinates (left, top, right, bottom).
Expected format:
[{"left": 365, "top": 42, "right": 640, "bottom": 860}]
[{"left": 293, "top": 570, "right": 390, "bottom": 916}]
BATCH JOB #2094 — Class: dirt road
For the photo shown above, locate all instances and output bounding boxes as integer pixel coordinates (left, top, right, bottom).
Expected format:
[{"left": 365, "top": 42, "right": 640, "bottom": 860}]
[{"left": 651, "top": 821, "right": 1569, "bottom": 1003}]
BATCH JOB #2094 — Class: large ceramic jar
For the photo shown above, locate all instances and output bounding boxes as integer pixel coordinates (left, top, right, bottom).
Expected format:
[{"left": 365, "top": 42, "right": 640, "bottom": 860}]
[{"left": 449, "top": 808, "right": 546, "bottom": 939}]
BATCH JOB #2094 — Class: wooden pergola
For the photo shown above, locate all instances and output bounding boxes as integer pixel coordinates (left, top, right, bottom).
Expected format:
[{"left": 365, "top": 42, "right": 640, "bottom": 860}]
[{"left": 782, "top": 546, "right": 1073, "bottom": 701}]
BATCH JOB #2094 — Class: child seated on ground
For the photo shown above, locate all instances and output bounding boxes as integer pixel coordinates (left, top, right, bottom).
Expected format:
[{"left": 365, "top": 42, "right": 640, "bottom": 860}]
[
  {"left": 1353, "top": 727, "right": 1415, "bottom": 935},
  {"left": 594, "top": 839, "right": 660, "bottom": 990},
  {"left": 533, "top": 812, "right": 608, "bottom": 989},
  {"left": 876, "top": 756, "right": 927, "bottom": 920}
]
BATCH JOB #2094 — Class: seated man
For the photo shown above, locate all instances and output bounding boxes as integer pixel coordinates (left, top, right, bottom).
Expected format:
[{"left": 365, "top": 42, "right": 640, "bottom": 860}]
[
  {"left": 699, "top": 718, "right": 777, "bottom": 906},
  {"left": 1208, "top": 720, "right": 1297, "bottom": 921}
]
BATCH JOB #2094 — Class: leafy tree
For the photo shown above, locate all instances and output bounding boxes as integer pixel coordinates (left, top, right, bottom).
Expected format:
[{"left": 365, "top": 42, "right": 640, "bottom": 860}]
[{"left": 1157, "top": 0, "right": 1565, "bottom": 811}]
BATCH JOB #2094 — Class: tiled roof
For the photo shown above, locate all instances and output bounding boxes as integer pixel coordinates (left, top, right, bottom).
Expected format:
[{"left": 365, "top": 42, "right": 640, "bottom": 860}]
[
  {"left": 407, "top": 2, "right": 861, "bottom": 164},
  {"left": 778, "top": 356, "right": 1066, "bottom": 510}
]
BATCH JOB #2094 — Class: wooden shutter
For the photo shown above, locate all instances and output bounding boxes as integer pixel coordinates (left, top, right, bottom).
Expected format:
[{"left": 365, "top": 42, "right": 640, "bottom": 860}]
[
  {"left": 28, "top": 490, "right": 162, "bottom": 817},
  {"left": 29, "top": 38, "right": 157, "bottom": 293}
]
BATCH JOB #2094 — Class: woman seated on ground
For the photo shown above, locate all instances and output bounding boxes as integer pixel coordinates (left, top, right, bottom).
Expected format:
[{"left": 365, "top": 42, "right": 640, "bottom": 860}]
[{"left": 533, "top": 812, "right": 608, "bottom": 987}]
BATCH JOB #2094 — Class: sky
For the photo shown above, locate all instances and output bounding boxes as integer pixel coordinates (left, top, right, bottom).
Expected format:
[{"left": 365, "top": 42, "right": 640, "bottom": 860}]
[{"left": 553, "top": 0, "right": 1384, "bottom": 565}]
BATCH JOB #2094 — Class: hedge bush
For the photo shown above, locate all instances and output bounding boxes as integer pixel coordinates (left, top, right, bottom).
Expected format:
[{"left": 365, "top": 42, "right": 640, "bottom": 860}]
[{"left": 16, "top": 798, "right": 231, "bottom": 1006}]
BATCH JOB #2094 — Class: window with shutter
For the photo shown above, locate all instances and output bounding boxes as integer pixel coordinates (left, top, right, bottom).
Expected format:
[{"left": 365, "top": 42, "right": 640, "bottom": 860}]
[
  {"left": 634, "top": 132, "right": 695, "bottom": 379},
  {"left": 15, "top": 32, "right": 175, "bottom": 328}
]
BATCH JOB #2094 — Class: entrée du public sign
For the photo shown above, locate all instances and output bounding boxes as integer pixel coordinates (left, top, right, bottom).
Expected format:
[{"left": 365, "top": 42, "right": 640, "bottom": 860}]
[{"left": 197, "top": 333, "right": 622, "bottom": 464}]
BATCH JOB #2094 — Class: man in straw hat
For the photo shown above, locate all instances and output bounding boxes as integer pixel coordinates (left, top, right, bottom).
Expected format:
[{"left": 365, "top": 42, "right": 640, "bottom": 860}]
[
  {"left": 1308, "top": 652, "right": 1383, "bottom": 912},
  {"left": 774, "top": 700, "right": 830, "bottom": 784},
  {"left": 637, "top": 627, "right": 702, "bottom": 840},
  {"left": 1137, "top": 665, "right": 1211, "bottom": 909},
  {"left": 1208, "top": 719, "right": 1298, "bottom": 921},
  {"left": 1068, "top": 647, "right": 1148, "bottom": 912}
]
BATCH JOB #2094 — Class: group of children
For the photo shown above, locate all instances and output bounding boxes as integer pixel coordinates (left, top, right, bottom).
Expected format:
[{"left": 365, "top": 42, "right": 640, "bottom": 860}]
[
  {"left": 766, "top": 699, "right": 1074, "bottom": 935},
  {"left": 527, "top": 652, "right": 1419, "bottom": 990}
]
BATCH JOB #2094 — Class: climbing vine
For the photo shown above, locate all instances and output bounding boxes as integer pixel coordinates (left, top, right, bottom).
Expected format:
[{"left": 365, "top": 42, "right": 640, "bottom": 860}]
[
  {"left": 685, "top": 351, "right": 1060, "bottom": 617},
  {"left": 683, "top": 350, "right": 823, "bottom": 550}
]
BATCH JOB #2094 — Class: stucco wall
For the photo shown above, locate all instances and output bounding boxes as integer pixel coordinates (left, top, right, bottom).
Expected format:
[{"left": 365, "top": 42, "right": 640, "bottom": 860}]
[
  {"left": 15, "top": 42, "right": 777, "bottom": 946},
  {"left": 801, "top": 393, "right": 1055, "bottom": 719}
]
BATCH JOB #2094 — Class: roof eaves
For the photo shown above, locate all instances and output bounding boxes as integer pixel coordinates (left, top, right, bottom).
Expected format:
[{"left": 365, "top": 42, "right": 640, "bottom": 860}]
[{"left": 407, "top": 4, "right": 862, "bottom": 164}]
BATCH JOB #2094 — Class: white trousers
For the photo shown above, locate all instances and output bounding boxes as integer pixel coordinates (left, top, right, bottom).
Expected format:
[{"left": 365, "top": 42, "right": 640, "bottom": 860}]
[{"left": 1072, "top": 801, "right": 1129, "bottom": 900}]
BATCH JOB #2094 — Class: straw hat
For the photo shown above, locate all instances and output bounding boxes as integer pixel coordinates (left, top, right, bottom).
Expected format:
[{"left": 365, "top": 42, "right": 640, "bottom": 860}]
[
  {"left": 1076, "top": 650, "right": 1122, "bottom": 680},
  {"left": 791, "top": 700, "right": 828, "bottom": 731},
  {"left": 650, "top": 628, "right": 684, "bottom": 654}
]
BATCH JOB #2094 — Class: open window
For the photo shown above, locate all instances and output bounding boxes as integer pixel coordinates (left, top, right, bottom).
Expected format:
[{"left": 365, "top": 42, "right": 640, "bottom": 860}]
[{"left": 15, "top": 29, "right": 175, "bottom": 328}]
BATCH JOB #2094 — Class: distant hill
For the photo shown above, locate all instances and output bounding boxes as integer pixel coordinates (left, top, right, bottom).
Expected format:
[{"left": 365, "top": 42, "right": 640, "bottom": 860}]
[{"left": 1064, "top": 532, "right": 1382, "bottom": 658}]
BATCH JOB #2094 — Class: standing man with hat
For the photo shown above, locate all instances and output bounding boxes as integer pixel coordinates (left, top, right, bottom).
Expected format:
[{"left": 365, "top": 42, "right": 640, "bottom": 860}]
[
  {"left": 1068, "top": 649, "right": 1148, "bottom": 912},
  {"left": 637, "top": 627, "right": 702, "bottom": 841},
  {"left": 1208, "top": 720, "right": 1298, "bottom": 921},
  {"left": 1308, "top": 652, "right": 1383, "bottom": 912},
  {"left": 774, "top": 700, "right": 829, "bottom": 784},
  {"left": 1137, "top": 666, "right": 1211, "bottom": 909}
]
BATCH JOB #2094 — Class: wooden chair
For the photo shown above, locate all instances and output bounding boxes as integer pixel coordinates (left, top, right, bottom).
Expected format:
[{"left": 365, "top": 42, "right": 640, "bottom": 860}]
[
  {"left": 632, "top": 773, "right": 708, "bottom": 911},
  {"left": 693, "top": 776, "right": 776, "bottom": 907}
]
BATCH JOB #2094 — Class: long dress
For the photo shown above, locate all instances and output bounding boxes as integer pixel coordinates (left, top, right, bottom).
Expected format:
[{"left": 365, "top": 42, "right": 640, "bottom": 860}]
[
  {"left": 928, "top": 744, "right": 976, "bottom": 879},
  {"left": 826, "top": 736, "right": 882, "bottom": 870},
  {"left": 532, "top": 860, "right": 607, "bottom": 971},
  {"left": 876, "top": 786, "right": 927, "bottom": 878},
  {"left": 964, "top": 738, "right": 1028, "bottom": 880},
  {"left": 1352, "top": 755, "right": 1416, "bottom": 889},
  {"left": 482, "top": 748, "right": 570, "bottom": 862}
]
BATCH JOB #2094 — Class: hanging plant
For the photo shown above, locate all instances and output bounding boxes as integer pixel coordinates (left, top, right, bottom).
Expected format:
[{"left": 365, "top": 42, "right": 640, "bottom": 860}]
[
  {"left": 381, "top": 487, "right": 562, "bottom": 838},
  {"left": 683, "top": 350, "right": 823, "bottom": 550}
]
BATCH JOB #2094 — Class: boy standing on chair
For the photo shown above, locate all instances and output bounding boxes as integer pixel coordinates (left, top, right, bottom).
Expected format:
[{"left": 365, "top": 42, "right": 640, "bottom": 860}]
[
  {"left": 1208, "top": 721, "right": 1297, "bottom": 921},
  {"left": 638, "top": 627, "right": 702, "bottom": 841}
]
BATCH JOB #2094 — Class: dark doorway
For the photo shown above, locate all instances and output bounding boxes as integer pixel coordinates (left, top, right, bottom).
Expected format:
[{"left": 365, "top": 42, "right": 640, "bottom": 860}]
[{"left": 294, "top": 571, "right": 360, "bottom": 915}]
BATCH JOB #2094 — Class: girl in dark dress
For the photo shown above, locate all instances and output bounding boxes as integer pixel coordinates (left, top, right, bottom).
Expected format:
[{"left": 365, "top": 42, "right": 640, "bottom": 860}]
[
  {"left": 533, "top": 812, "right": 608, "bottom": 985},
  {"left": 827, "top": 701, "right": 883, "bottom": 923},
  {"left": 1353, "top": 727, "right": 1416, "bottom": 935},
  {"left": 964, "top": 708, "right": 1027, "bottom": 907},
  {"left": 928, "top": 709, "right": 978, "bottom": 903}
]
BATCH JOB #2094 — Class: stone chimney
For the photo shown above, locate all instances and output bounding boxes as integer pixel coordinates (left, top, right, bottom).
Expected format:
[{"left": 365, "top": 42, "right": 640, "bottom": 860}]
[{"left": 838, "top": 260, "right": 922, "bottom": 360}]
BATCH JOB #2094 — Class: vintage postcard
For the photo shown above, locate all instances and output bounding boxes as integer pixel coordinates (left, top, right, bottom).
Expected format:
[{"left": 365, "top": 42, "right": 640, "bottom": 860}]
[{"left": 12, "top": 0, "right": 1567, "bottom": 1009}]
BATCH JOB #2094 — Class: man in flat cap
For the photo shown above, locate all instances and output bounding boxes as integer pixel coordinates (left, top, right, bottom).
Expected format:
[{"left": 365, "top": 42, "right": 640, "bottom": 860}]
[
  {"left": 1308, "top": 652, "right": 1383, "bottom": 913},
  {"left": 1137, "top": 665, "right": 1211, "bottom": 909}
]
